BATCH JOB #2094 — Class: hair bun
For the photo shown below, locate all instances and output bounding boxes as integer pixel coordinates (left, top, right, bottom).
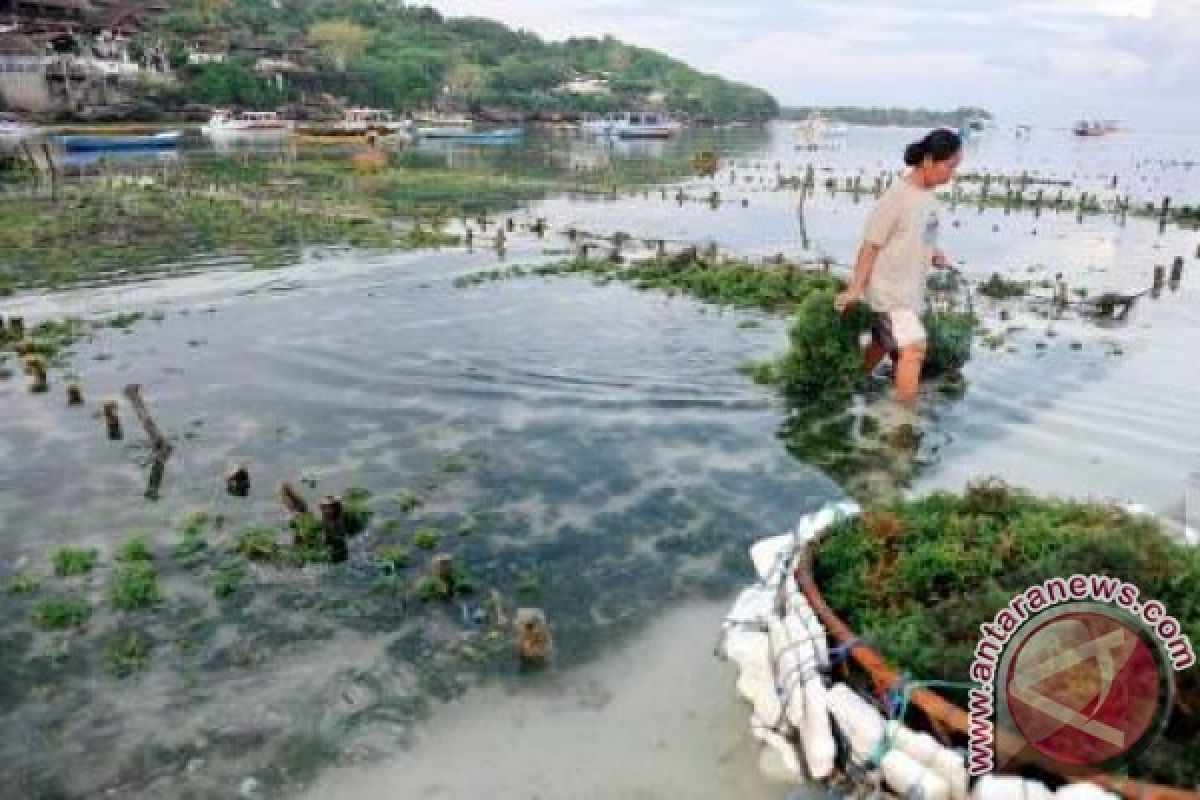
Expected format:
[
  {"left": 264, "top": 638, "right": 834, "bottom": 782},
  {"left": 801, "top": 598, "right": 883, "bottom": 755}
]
[{"left": 903, "top": 141, "right": 926, "bottom": 167}]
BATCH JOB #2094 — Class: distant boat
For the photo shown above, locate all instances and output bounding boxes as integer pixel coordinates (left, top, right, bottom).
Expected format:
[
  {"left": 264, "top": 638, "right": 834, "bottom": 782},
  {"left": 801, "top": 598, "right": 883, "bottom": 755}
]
[
  {"left": 0, "top": 113, "right": 35, "bottom": 149},
  {"left": 202, "top": 110, "right": 292, "bottom": 137},
  {"left": 1074, "top": 119, "right": 1120, "bottom": 137},
  {"left": 432, "top": 127, "right": 524, "bottom": 143},
  {"left": 56, "top": 130, "right": 183, "bottom": 152},
  {"left": 298, "top": 108, "right": 412, "bottom": 142},
  {"left": 581, "top": 112, "right": 679, "bottom": 139},
  {"left": 795, "top": 112, "right": 846, "bottom": 149}
]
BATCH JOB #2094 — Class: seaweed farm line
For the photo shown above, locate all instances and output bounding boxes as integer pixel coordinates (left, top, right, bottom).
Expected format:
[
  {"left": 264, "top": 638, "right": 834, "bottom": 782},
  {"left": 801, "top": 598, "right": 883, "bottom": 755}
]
[{"left": 1, "top": 122, "right": 1199, "bottom": 799}]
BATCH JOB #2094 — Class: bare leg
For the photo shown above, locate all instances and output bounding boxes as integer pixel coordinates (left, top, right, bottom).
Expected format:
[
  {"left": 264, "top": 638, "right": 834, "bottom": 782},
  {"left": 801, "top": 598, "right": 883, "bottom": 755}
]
[{"left": 895, "top": 343, "right": 927, "bottom": 407}]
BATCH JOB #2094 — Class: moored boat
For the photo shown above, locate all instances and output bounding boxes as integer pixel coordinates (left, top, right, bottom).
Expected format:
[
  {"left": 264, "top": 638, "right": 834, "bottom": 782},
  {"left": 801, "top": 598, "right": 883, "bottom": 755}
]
[
  {"left": 201, "top": 110, "right": 292, "bottom": 137},
  {"left": 297, "top": 108, "right": 412, "bottom": 143},
  {"left": 581, "top": 111, "right": 678, "bottom": 139},
  {"left": 55, "top": 130, "right": 183, "bottom": 152},
  {"left": 1073, "top": 118, "right": 1120, "bottom": 137}
]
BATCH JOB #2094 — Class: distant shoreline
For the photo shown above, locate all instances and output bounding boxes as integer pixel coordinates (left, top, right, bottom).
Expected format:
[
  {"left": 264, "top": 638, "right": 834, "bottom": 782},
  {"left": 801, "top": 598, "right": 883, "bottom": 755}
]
[{"left": 780, "top": 106, "right": 991, "bottom": 128}]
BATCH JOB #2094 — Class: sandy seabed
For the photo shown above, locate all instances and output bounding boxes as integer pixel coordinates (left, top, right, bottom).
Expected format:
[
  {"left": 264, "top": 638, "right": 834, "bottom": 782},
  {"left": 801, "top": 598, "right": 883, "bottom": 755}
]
[{"left": 301, "top": 600, "right": 805, "bottom": 800}]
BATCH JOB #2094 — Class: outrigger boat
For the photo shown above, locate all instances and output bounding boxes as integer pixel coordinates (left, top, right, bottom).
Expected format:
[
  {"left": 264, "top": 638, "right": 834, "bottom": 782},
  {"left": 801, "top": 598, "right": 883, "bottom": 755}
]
[
  {"left": 201, "top": 110, "right": 292, "bottom": 137},
  {"left": 55, "top": 130, "right": 183, "bottom": 152}
]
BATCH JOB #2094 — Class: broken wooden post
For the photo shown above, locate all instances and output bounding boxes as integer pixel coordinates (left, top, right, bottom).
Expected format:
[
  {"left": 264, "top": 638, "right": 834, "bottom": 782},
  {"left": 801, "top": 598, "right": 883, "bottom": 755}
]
[
  {"left": 9, "top": 316, "right": 24, "bottom": 340},
  {"left": 319, "top": 495, "right": 348, "bottom": 562},
  {"left": 506, "top": 217, "right": 514, "bottom": 233},
  {"left": 1153, "top": 265, "right": 1166, "bottom": 296},
  {"left": 123, "top": 384, "right": 172, "bottom": 460},
  {"left": 66, "top": 383, "right": 84, "bottom": 406},
  {"left": 1160, "top": 196, "right": 1171, "bottom": 220},
  {"left": 1034, "top": 189, "right": 1043, "bottom": 217},
  {"left": 26, "top": 357, "right": 47, "bottom": 393},
  {"left": 280, "top": 482, "right": 309, "bottom": 515},
  {"left": 530, "top": 218, "right": 546, "bottom": 238},
  {"left": 514, "top": 607, "right": 552, "bottom": 664},
  {"left": 1171, "top": 256, "right": 1184, "bottom": 288},
  {"left": 464, "top": 228, "right": 474, "bottom": 249},
  {"left": 226, "top": 465, "right": 250, "bottom": 497},
  {"left": 431, "top": 553, "right": 454, "bottom": 582},
  {"left": 103, "top": 400, "right": 122, "bottom": 440}
]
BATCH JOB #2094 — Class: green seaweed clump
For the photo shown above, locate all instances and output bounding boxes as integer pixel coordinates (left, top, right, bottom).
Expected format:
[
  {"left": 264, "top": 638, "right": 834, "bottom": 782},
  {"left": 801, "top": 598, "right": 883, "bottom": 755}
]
[
  {"left": 922, "top": 310, "right": 977, "bottom": 377},
  {"left": 235, "top": 526, "right": 283, "bottom": 563},
  {"left": 32, "top": 595, "right": 91, "bottom": 630},
  {"left": 214, "top": 561, "right": 247, "bottom": 599},
  {"left": 416, "top": 565, "right": 475, "bottom": 601},
  {"left": 116, "top": 535, "right": 154, "bottom": 563},
  {"left": 103, "top": 631, "right": 152, "bottom": 678},
  {"left": 978, "top": 272, "right": 1029, "bottom": 299},
  {"left": 6, "top": 572, "right": 40, "bottom": 595},
  {"left": 413, "top": 528, "right": 441, "bottom": 550},
  {"left": 53, "top": 546, "right": 99, "bottom": 578},
  {"left": 776, "top": 290, "right": 872, "bottom": 402},
  {"left": 110, "top": 562, "right": 164, "bottom": 611},
  {"left": 375, "top": 545, "right": 410, "bottom": 574}
]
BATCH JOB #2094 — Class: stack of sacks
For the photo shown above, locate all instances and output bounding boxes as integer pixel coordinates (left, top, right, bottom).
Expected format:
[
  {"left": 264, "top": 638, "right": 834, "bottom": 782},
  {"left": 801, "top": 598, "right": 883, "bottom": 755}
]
[
  {"left": 973, "top": 778, "right": 1121, "bottom": 800},
  {"left": 827, "top": 683, "right": 967, "bottom": 800}
]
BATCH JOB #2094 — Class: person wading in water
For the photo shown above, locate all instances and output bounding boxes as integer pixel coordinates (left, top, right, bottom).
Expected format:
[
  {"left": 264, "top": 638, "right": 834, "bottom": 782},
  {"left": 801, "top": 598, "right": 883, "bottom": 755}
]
[{"left": 834, "top": 128, "right": 963, "bottom": 409}]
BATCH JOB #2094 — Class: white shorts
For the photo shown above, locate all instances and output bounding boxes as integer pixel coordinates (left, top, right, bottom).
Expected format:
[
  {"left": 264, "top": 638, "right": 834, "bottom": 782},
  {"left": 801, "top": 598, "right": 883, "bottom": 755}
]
[{"left": 871, "top": 309, "right": 927, "bottom": 354}]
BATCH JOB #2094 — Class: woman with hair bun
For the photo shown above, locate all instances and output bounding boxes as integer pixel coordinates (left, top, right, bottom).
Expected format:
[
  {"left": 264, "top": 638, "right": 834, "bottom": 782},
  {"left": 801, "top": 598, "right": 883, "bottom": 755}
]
[{"left": 834, "top": 127, "right": 963, "bottom": 408}]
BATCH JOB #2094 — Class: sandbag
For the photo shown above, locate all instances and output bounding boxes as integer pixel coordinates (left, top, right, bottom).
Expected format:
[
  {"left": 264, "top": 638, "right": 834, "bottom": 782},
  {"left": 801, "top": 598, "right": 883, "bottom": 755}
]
[
  {"left": 753, "top": 727, "right": 805, "bottom": 784},
  {"left": 749, "top": 533, "right": 797, "bottom": 587},
  {"left": 972, "top": 775, "right": 1055, "bottom": 800},
  {"left": 827, "top": 683, "right": 957, "bottom": 800},
  {"left": 783, "top": 574, "right": 829, "bottom": 670},
  {"left": 723, "top": 585, "right": 776, "bottom": 632},
  {"left": 1055, "top": 784, "right": 1121, "bottom": 800},
  {"left": 724, "top": 629, "right": 785, "bottom": 731},
  {"left": 767, "top": 614, "right": 835, "bottom": 779}
]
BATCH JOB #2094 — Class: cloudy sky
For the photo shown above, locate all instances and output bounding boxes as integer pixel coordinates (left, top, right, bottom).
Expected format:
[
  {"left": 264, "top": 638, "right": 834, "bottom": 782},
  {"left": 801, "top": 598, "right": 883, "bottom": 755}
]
[{"left": 425, "top": 0, "right": 1200, "bottom": 129}]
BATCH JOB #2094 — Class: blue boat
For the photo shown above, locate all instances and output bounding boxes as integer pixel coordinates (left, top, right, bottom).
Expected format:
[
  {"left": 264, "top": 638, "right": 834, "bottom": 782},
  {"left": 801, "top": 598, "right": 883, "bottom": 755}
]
[
  {"left": 56, "top": 130, "right": 183, "bottom": 152},
  {"left": 417, "top": 126, "right": 523, "bottom": 144}
]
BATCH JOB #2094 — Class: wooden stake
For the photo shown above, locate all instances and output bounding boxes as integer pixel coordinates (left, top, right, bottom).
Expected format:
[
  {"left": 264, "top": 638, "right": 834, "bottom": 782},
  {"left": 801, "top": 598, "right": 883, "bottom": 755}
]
[
  {"left": 319, "top": 495, "right": 348, "bottom": 562},
  {"left": 226, "top": 465, "right": 250, "bottom": 497},
  {"left": 66, "top": 383, "right": 84, "bottom": 406},
  {"left": 9, "top": 316, "right": 24, "bottom": 340},
  {"left": 280, "top": 482, "right": 309, "bottom": 514},
  {"left": 1170, "top": 256, "right": 1184, "bottom": 287},
  {"left": 123, "top": 384, "right": 172, "bottom": 460},
  {"left": 27, "top": 358, "right": 47, "bottom": 393},
  {"left": 103, "top": 400, "right": 122, "bottom": 440}
]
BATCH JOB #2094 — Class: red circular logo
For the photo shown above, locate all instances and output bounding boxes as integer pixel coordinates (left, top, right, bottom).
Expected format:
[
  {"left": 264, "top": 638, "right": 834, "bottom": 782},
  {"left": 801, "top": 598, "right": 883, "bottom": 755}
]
[{"left": 1004, "top": 608, "right": 1167, "bottom": 767}]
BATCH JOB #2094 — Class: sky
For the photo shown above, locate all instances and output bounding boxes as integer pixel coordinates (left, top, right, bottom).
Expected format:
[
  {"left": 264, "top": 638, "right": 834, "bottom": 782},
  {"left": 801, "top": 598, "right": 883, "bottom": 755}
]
[{"left": 424, "top": 0, "right": 1200, "bottom": 129}]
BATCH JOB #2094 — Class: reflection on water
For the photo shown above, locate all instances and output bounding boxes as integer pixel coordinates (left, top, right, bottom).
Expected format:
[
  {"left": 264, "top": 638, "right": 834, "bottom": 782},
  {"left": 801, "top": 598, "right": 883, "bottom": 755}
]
[{"left": 1, "top": 121, "right": 1199, "bottom": 798}]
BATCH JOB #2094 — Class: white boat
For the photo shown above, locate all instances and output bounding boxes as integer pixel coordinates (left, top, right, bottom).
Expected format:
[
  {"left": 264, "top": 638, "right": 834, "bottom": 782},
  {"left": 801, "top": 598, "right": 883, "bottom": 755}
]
[
  {"left": 0, "top": 112, "right": 35, "bottom": 149},
  {"left": 581, "top": 112, "right": 679, "bottom": 139},
  {"left": 414, "top": 113, "right": 474, "bottom": 138},
  {"left": 795, "top": 112, "right": 847, "bottom": 149},
  {"left": 201, "top": 110, "right": 292, "bottom": 137}
]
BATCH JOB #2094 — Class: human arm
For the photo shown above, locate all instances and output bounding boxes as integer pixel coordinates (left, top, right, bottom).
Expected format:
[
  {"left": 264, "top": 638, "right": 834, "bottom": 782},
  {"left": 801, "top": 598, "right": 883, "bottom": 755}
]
[{"left": 834, "top": 242, "right": 882, "bottom": 313}]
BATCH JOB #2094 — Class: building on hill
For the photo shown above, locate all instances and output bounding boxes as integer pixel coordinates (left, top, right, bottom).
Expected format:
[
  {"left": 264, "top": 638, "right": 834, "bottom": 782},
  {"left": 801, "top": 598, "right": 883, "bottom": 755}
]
[{"left": 0, "top": 0, "right": 171, "bottom": 113}]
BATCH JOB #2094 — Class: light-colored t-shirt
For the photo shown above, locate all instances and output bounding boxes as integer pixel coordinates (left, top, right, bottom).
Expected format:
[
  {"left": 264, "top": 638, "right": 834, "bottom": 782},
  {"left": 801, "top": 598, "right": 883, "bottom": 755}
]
[{"left": 862, "top": 179, "right": 939, "bottom": 312}]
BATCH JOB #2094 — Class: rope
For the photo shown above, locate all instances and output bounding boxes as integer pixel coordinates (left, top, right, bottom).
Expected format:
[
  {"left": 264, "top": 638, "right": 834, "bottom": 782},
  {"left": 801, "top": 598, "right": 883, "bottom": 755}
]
[{"left": 866, "top": 673, "right": 976, "bottom": 768}]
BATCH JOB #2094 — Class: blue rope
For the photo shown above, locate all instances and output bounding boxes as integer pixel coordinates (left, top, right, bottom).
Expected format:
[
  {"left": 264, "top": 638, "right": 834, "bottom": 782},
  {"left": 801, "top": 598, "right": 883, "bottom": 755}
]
[{"left": 867, "top": 673, "right": 976, "bottom": 768}]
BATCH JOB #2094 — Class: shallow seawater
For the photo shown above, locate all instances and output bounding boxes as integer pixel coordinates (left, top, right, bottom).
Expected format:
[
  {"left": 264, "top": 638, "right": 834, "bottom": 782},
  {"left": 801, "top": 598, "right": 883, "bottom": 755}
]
[{"left": 2, "top": 123, "right": 1199, "bottom": 799}]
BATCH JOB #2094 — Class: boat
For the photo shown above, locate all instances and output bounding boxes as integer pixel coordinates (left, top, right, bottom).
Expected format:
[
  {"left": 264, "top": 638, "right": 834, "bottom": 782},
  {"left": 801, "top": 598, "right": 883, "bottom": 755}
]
[
  {"left": 297, "top": 108, "right": 412, "bottom": 142},
  {"left": 424, "top": 127, "right": 523, "bottom": 143},
  {"left": 580, "top": 112, "right": 679, "bottom": 139},
  {"left": 1073, "top": 118, "right": 1120, "bottom": 137},
  {"left": 201, "top": 110, "right": 292, "bottom": 137},
  {"left": 55, "top": 130, "right": 183, "bottom": 152},
  {"left": 0, "top": 113, "right": 35, "bottom": 149}
]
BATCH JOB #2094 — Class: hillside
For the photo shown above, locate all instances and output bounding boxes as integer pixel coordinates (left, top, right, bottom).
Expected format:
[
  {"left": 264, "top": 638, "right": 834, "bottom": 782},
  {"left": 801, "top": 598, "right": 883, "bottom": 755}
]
[{"left": 143, "top": 0, "right": 779, "bottom": 121}]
